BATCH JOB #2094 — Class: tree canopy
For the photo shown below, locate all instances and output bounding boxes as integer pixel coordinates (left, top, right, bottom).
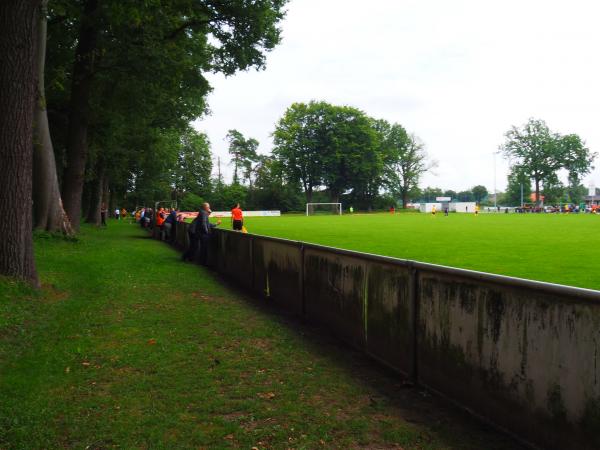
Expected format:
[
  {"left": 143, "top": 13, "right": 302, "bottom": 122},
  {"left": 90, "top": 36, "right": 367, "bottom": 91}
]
[{"left": 501, "top": 118, "right": 596, "bottom": 205}]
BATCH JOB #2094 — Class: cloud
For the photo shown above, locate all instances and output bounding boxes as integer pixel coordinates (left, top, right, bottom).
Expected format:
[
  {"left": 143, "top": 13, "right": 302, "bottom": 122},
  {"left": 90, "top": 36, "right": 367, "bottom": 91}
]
[{"left": 194, "top": 0, "right": 600, "bottom": 192}]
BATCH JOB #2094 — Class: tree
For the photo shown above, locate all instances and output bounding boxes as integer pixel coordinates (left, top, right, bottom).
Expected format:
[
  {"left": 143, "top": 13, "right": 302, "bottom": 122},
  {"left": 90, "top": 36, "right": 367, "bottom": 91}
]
[
  {"left": 174, "top": 129, "right": 212, "bottom": 199},
  {"left": 226, "top": 129, "right": 259, "bottom": 185},
  {"left": 273, "top": 102, "right": 324, "bottom": 202},
  {"left": 253, "top": 155, "right": 302, "bottom": 211},
  {"left": 33, "top": 0, "right": 73, "bottom": 234},
  {"left": 274, "top": 101, "right": 380, "bottom": 204},
  {"left": 560, "top": 133, "right": 596, "bottom": 201},
  {"left": 471, "top": 185, "right": 488, "bottom": 203},
  {"left": 380, "top": 121, "right": 434, "bottom": 208},
  {"left": 505, "top": 168, "right": 531, "bottom": 206},
  {"left": 457, "top": 190, "right": 474, "bottom": 202},
  {"left": 318, "top": 105, "right": 380, "bottom": 203},
  {"left": 501, "top": 118, "right": 596, "bottom": 206},
  {"left": 421, "top": 187, "right": 443, "bottom": 202},
  {"left": 443, "top": 190, "right": 458, "bottom": 199},
  {"left": 0, "top": 0, "right": 40, "bottom": 285},
  {"left": 54, "top": 0, "right": 288, "bottom": 229}
]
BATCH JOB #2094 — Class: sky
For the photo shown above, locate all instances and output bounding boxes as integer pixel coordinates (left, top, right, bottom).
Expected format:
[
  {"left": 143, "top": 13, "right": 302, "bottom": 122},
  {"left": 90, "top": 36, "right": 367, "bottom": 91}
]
[{"left": 193, "top": 0, "right": 600, "bottom": 193}]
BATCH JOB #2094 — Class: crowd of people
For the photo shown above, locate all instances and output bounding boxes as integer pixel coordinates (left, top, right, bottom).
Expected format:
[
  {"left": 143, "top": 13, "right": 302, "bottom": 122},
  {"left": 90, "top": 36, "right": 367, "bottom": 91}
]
[{"left": 130, "top": 202, "right": 246, "bottom": 266}]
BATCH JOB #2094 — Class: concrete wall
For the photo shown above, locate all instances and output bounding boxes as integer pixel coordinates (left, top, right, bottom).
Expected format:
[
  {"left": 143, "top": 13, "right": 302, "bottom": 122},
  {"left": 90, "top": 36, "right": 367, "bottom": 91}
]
[{"left": 164, "top": 224, "right": 600, "bottom": 448}]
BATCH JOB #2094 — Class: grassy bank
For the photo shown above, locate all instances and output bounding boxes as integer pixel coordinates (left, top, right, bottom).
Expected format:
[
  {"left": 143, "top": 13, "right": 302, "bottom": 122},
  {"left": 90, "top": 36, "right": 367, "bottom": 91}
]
[
  {"left": 241, "top": 212, "right": 600, "bottom": 290},
  {"left": 1, "top": 221, "right": 519, "bottom": 449}
]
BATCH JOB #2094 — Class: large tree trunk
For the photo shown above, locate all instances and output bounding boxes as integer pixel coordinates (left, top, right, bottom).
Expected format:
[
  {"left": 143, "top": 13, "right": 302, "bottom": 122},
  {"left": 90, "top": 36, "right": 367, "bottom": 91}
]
[
  {"left": 0, "top": 0, "right": 40, "bottom": 286},
  {"left": 85, "top": 162, "right": 104, "bottom": 225},
  {"left": 61, "top": 0, "right": 98, "bottom": 230},
  {"left": 305, "top": 187, "right": 313, "bottom": 203},
  {"left": 33, "top": 0, "right": 73, "bottom": 235}
]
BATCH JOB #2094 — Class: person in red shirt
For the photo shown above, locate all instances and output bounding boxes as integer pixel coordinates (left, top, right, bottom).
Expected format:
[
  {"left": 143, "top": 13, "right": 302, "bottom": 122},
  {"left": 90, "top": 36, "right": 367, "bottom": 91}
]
[{"left": 231, "top": 203, "right": 243, "bottom": 231}]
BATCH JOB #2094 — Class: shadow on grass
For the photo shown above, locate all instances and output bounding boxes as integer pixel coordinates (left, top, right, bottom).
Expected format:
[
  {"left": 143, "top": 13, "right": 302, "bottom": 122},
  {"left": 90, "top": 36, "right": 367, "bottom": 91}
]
[
  {"left": 207, "top": 272, "right": 529, "bottom": 450},
  {"left": 138, "top": 232, "right": 527, "bottom": 449}
]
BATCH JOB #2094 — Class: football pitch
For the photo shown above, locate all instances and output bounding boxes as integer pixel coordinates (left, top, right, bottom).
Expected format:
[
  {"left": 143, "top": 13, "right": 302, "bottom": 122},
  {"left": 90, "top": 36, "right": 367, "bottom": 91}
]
[{"left": 239, "top": 212, "right": 600, "bottom": 291}]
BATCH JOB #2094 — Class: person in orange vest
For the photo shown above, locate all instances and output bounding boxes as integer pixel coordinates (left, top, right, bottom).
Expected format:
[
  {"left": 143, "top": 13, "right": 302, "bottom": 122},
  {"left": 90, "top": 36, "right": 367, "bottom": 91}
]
[
  {"left": 231, "top": 203, "right": 244, "bottom": 231},
  {"left": 156, "top": 208, "right": 167, "bottom": 239},
  {"left": 156, "top": 208, "right": 166, "bottom": 227}
]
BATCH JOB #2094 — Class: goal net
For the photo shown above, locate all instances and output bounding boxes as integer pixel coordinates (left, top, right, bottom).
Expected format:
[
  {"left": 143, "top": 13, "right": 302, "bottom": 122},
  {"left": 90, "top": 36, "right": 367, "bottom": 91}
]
[{"left": 306, "top": 203, "right": 342, "bottom": 216}]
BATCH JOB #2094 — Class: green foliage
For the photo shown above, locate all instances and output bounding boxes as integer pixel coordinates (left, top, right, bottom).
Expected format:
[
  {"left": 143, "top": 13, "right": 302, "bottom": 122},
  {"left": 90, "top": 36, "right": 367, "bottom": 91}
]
[
  {"left": 178, "top": 192, "right": 205, "bottom": 212},
  {"left": 505, "top": 169, "right": 532, "bottom": 206},
  {"left": 174, "top": 129, "right": 212, "bottom": 198},
  {"left": 502, "top": 118, "right": 597, "bottom": 204},
  {"left": 226, "top": 129, "right": 259, "bottom": 185},
  {"left": 378, "top": 120, "right": 432, "bottom": 207},
  {"left": 420, "top": 187, "right": 443, "bottom": 202},
  {"left": 471, "top": 185, "right": 488, "bottom": 203},
  {"left": 273, "top": 102, "right": 431, "bottom": 209},
  {"left": 45, "top": 0, "right": 289, "bottom": 210},
  {"left": 210, "top": 183, "right": 248, "bottom": 211}
]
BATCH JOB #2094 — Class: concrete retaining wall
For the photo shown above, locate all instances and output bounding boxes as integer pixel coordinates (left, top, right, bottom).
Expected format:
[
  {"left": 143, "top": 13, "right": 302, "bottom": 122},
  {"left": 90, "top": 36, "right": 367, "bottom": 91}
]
[{"left": 163, "top": 224, "right": 600, "bottom": 448}]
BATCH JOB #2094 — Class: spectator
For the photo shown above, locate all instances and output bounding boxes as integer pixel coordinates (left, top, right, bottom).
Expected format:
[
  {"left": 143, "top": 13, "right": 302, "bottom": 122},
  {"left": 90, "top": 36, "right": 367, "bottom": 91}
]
[
  {"left": 231, "top": 203, "right": 244, "bottom": 231},
  {"left": 145, "top": 208, "right": 154, "bottom": 229},
  {"left": 100, "top": 203, "right": 108, "bottom": 226},
  {"left": 114, "top": 208, "right": 120, "bottom": 220},
  {"left": 156, "top": 208, "right": 167, "bottom": 239},
  {"left": 182, "top": 209, "right": 202, "bottom": 262},
  {"left": 198, "top": 203, "right": 221, "bottom": 265},
  {"left": 164, "top": 209, "right": 178, "bottom": 243}
]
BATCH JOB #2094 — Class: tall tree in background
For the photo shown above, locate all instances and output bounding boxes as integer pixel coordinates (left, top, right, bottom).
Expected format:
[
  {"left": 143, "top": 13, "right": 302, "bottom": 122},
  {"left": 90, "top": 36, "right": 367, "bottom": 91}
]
[
  {"left": 174, "top": 129, "right": 213, "bottom": 200},
  {"left": 380, "top": 122, "right": 434, "bottom": 208},
  {"left": 226, "top": 130, "right": 259, "bottom": 185},
  {"left": 274, "top": 101, "right": 380, "bottom": 205},
  {"left": 471, "top": 185, "right": 488, "bottom": 203},
  {"left": 60, "top": 0, "right": 99, "bottom": 230},
  {"left": 505, "top": 168, "right": 531, "bottom": 206},
  {"left": 0, "top": 0, "right": 40, "bottom": 285},
  {"left": 33, "top": 0, "right": 72, "bottom": 234},
  {"left": 501, "top": 118, "right": 596, "bottom": 205},
  {"left": 273, "top": 102, "right": 325, "bottom": 203},
  {"left": 319, "top": 105, "right": 379, "bottom": 203}
]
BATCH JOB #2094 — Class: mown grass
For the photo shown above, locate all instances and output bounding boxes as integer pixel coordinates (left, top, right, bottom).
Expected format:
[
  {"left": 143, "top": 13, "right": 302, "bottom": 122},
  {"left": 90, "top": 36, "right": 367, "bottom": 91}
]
[
  {"left": 0, "top": 221, "right": 520, "bottom": 449},
  {"left": 241, "top": 212, "right": 600, "bottom": 290}
]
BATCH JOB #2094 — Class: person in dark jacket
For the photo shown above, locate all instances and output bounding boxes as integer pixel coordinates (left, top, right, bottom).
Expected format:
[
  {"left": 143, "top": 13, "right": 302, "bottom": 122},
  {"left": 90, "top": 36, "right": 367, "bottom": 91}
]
[
  {"left": 198, "top": 202, "right": 221, "bottom": 265},
  {"left": 182, "top": 203, "right": 220, "bottom": 263},
  {"left": 164, "top": 210, "right": 178, "bottom": 243}
]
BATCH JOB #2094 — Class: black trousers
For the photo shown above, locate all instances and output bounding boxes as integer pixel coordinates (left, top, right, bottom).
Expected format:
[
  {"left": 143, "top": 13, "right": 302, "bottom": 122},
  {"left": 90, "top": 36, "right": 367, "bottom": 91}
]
[
  {"left": 182, "top": 233, "right": 200, "bottom": 261},
  {"left": 100, "top": 212, "right": 107, "bottom": 226},
  {"left": 232, "top": 220, "right": 243, "bottom": 231},
  {"left": 199, "top": 234, "right": 211, "bottom": 265}
]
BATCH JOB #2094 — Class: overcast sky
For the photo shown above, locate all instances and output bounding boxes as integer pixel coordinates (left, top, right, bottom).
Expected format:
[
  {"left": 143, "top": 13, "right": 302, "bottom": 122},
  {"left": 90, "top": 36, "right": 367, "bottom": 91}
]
[{"left": 193, "top": 0, "right": 600, "bottom": 193}]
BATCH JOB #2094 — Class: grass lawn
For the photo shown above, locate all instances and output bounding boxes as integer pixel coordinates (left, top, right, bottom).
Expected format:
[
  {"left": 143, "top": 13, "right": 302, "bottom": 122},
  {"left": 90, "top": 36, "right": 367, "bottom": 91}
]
[
  {"left": 0, "top": 221, "right": 521, "bottom": 449},
  {"left": 240, "top": 212, "right": 600, "bottom": 291}
]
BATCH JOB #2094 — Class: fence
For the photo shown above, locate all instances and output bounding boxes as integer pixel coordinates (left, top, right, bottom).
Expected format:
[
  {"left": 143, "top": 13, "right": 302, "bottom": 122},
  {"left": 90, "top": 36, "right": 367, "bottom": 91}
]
[{"left": 170, "top": 222, "right": 600, "bottom": 449}]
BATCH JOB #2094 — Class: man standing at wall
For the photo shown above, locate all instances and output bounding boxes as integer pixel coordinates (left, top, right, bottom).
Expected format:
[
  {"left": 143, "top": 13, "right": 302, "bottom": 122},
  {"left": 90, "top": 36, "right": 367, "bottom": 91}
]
[
  {"left": 231, "top": 203, "right": 243, "bottom": 231},
  {"left": 199, "top": 202, "right": 221, "bottom": 265}
]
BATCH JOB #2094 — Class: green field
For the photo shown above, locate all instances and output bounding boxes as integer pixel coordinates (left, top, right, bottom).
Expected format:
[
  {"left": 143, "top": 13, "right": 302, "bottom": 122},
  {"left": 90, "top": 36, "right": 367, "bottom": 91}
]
[
  {"left": 240, "top": 212, "right": 600, "bottom": 291},
  {"left": 0, "top": 222, "right": 518, "bottom": 449}
]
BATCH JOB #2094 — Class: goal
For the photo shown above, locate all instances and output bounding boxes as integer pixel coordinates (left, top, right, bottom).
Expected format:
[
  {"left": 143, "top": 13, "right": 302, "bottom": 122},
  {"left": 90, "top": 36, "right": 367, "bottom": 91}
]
[{"left": 306, "top": 203, "right": 342, "bottom": 216}]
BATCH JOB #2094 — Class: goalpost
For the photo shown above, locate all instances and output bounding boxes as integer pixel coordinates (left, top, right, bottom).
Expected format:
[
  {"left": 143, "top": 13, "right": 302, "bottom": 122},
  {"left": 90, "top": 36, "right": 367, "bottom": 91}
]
[{"left": 306, "top": 203, "right": 342, "bottom": 216}]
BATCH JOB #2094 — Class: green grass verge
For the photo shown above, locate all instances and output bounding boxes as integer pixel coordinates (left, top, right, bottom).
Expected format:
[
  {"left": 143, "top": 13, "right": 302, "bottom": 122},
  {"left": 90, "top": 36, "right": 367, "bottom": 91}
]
[
  {"left": 239, "top": 212, "right": 600, "bottom": 290},
  {"left": 1, "top": 221, "right": 519, "bottom": 449}
]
